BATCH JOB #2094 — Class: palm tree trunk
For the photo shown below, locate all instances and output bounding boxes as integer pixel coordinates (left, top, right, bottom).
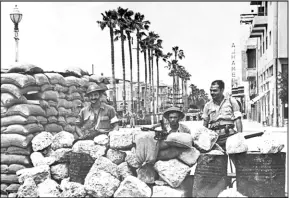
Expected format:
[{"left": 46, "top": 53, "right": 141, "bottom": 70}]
[
  {"left": 127, "top": 33, "right": 134, "bottom": 113},
  {"left": 148, "top": 48, "right": 151, "bottom": 112},
  {"left": 156, "top": 57, "right": 159, "bottom": 113},
  {"left": 121, "top": 29, "right": 126, "bottom": 114},
  {"left": 136, "top": 30, "right": 140, "bottom": 114},
  {"left": 151, "top": 48, "right": 155, "bottom": 114},
  {"left": 110, "top": 27, "right": 117, "bottom": 111},
  {"left": 144, "top": 51, "right": 148, "bottom": 114}
]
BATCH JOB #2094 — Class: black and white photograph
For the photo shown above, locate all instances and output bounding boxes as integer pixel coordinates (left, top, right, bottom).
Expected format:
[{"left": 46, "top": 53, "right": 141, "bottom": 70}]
[{"left": 1, "top": 1, "right": 288, "bottom": 197}]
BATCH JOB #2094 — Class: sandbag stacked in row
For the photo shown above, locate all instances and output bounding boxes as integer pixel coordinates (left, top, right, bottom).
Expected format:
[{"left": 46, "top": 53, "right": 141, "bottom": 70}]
[
  {"left": 1, "top": 73, "right": 47, "bottom": 197},
  {"left": 36, "top": 73, "right": 90, "bottom": 138}
]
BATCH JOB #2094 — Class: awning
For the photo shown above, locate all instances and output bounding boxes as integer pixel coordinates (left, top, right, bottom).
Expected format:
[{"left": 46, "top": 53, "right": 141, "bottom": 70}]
[{"left": 249, "top": 90, "right": 269, "bottom": 104}]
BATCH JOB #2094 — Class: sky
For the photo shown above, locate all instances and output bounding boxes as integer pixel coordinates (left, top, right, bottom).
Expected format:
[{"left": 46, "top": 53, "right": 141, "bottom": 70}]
[{"left": 1, "top": 2, "right": 252, "bottom": 95}]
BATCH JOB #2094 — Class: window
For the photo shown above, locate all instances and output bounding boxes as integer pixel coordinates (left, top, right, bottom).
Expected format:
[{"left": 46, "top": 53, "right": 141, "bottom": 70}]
[
  {"left": 263, "top": 41, "right": 265, "bottom": 53},
  {"left": 266, "top": 36, "right": 268, "bottom": 49},
  {"left": 260, "top": 46, "right": 262, "bottom": 57},
  {"left": 269, "top": 31, "right": 271, "bottom": 45},
  {"left": 269, "top": 66, "right": 273, "bottom": 77}
]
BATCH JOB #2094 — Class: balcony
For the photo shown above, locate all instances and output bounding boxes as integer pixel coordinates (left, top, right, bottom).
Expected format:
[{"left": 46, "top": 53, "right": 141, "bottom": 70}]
[
  {"left": 252, "top": 15, "right": 268, "bottom": 28},
  {"left": 249, "top": 32, "right": 262, "bottom": 39},
  {"left": 246, "top": 68, "right": 257, "bottom": 81},
  {"left": 246, "top": 38, "right": 257, "bottom": 50},
  {"left": 250, "top": 1, "right": 262, "bottom": 5}
]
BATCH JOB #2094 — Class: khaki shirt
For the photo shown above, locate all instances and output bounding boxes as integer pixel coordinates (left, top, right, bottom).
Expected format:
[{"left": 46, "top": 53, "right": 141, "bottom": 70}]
[
  {"left": 76, "top": 102, "right": 118, "bottom": 131},
  {"left": 202, "top": 96, "right": 242, "bottom": 124}
]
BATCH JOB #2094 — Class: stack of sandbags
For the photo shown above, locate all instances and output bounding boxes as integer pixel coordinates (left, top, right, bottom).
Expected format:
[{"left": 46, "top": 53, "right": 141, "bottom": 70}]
[
  {"left": 36, "top": 72, "right": 89, "bottom": 138},
  {"left": 1, "top": 69, "right": 47, "bottom": 198}
]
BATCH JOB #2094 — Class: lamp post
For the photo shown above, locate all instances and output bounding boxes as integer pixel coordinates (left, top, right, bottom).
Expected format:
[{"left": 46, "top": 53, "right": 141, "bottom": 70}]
[{"left": 10, "top": 5, "right": 23, "bottom": 62}]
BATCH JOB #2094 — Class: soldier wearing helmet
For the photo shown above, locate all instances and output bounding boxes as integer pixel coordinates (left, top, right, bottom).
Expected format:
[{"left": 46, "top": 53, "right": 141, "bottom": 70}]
[{"left": 75, "top": 83, "right": 119, "bottom": 140}]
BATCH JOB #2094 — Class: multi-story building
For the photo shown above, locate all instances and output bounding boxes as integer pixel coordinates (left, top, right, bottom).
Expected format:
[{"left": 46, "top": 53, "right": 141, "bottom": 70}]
[
  {"left": 107, "top": 80, "right": 172, "bottom": 114},
  {"left": 240, "top": 1, "right": 288, "bottom": 126}
]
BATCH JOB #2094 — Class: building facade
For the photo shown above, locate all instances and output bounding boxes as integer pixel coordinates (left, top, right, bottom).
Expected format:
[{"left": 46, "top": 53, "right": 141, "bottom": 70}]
[{"left": 240, "top": 1, "right": 288, "bottom": 126}]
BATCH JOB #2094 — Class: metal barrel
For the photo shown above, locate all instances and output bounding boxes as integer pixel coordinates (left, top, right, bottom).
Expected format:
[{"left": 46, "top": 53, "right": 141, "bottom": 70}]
[
  {"left": 192, "top": 154, "right": 228, "bottom": 197},
  {"left": 233, "top": 152, "right": 286, "bottom": 197}
]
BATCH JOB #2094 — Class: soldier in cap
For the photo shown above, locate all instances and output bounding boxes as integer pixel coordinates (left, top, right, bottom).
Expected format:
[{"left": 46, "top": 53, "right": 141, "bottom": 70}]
[
  {"left": 151, "top": 106, "right": 191, "bottom": 134},
  {"left": 75, "top": 83, "right": 119, "bottom": 140}
]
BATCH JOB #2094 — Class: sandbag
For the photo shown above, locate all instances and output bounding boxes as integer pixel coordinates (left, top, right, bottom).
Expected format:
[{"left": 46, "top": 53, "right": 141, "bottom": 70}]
[
  {"left": 46, "top": 107, "right": 58, "bottom": 117},
  {"left": 71, "top": 107, "right": 81, "bottom": 117},
  {"left": 157, "top": 146, "right": 185, "bottom": 160},
  {"left": 80, "top": 77, "right": 90, "bottom": 87},
  {"left": 57, "top": 116, "right": 67, "bottom": 127},
  {"left": 1, "top": 183, "right": 8, "bottom": 192},
  {"left": 1, "top": 115, "right": 28, "bottom": 126},
  {"left": 34, "top": 73, "right": 50, "bottom": 86},
  {"left": 36, "top": 116, "right": 48, "bottom": 125},
  {"left": 1, "top": 106, "right": 7, "bottom": 114},
  {"left": 8, "top": 164, "right": 26, "bottom": 174},
  {"left": 68, "top": 86, "right": 77, "bottom": 94},
  {"left": 1, "top": 134, "right": 34, "bottom": 148},
  {"left": 1, "top": 165, "right": 8, "bottom": 174},
  {"left": 63, "top": 67, "right": 89, "bottom": 77},
  {"left": 58, "top": 107, "right": 72, "bottom": 117},
  {"left": 58, "top": 92, "right": 66, "bottom": 99},
  {"left": 1, "top": 174, "right": 19, "bottom": 184},
  {"left": 57, "top": 99, "right": 73, "bottom": 109},
  {"left": 6, "top": 146, "right": 31, "bottom": 156},
  {"left": 3, "top": 104, "right": 46, "bottom": 118},
  {"left": 77, "top": 86, "right": 86, "bottom": 93},
  {"left": 1, "top": 84, "right": 22, "bottom": 99},
  {"left": 1, "top": 123, "right": 44, "bottom": 136},
  {"left": 66, "top": 92, "right": 82, "bottom": 101},
  {"left": 47, "top": 116, "right": 58, "bottom": 124},
  {"left": 44, "top": 72, "right": 66, "bottom": 85},
  {"left": 164, "top": 132, "right": 193, "bottom": 149},
  {"left": 192, "top": 127, "right": 219, "bottom": 152},
  {"left": 39, "top": 100, "right": 50, "bottom": 109},
  {"left": 72, "top": 99, "right": 83, "bottom": 109},
  {"left": 54, "top": 84, "right": 68, "bottom": 93},
  {"left": 45, "top": 123, "right": 63, "bottom": 133},
  {"left": 66, "top": 117, "right": 77, "bottom": 125},
  {"left": 20, "top": 86, "right": 40, "bottom": 95},
  {"left": 40, "top": 84, "right": 53, "bottom": 92},
  {"left": 37, "top": 90, "right": 59, "bottom": 102},
  {"left": 1, "top": 73, "right": 36, "bottom": 88},
  {"left": 6, "top": 184, "right": 20, "bottom": 193},
  {"left": 47, "top": 100, "right": 58, "bottom": 108},
  {"left": 65, "top": 76, "right": 79, "bottom": 87},
  {"left": 63, "top": 125, "right": 75, "bottom": 133},
  {"left": 89, "top": 75, "right": 104, "bottom": 83},
  {"left": 1, "top": 154, "right": 31, "bottom": 166},
  {"left": 1, "top": 93, "right": 27, "bottom": 108},
  {"left": 257, "top": 132, "right": 284, "bottom": 154},
  {"left": 135, "top": 132, "right": 160, "bottom": 166},
  {"left": 26, "top": 116, "right": 38, "bottom": 124},
  {"left": 7, "top": 63, "right": 43, "bottom": 74},
  {"left": 218, "top": 188, "right": 247, "bottom": 197}
]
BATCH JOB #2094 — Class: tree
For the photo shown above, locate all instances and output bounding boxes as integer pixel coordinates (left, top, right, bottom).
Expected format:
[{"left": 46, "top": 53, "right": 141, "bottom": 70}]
[
  {"left": 124, "top": 11, "right": 135, "bottom": 113},
  {"left": 133, "top": 12, "right": 150, "bottom": 113},
  {"left": 96, "top": 9, "right": 118, "bottom": 110},
  {"left": 115, "top": 7, "right": 133, "bottom": 114},
  {"left": 140, "top": 36, "right": 149, "bottom": 113},
  {"left": 188, "top": 84, "right": 209, "bottom": 110},
  {"left": 278, "top": 69, "right": 288, "bottom": 104},
  {"left": 154, "top": 47, "right": 164, "bottom": 113},
  {"left": 147, "top": 31, "right": 160, "bottom": 114}
]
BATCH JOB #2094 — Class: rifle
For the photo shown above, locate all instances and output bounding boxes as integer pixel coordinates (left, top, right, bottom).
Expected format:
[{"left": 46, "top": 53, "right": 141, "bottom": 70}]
[
  {"left": 244, "top": 132, "right": 264, "bottom": 139},
  {"left": 140, "top": 119, "right": 169, "bottom": 140}
]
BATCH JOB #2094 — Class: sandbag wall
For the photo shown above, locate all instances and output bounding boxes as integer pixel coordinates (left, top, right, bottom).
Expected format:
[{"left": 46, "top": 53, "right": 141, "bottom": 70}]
[{"left": 0, "top": 67, "right": 103, "bottom": 197}]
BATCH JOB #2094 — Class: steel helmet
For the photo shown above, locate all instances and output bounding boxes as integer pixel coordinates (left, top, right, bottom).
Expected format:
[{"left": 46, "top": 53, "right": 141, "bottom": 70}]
[
  {"left": 86, "top": 84, "right": 106, "bottom": 95},
  {"left": 163, "top": 106, "right": 185, "bottom": 120}
]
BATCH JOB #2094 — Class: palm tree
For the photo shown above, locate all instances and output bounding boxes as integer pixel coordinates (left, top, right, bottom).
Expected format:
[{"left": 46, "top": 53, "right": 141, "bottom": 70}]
[
  {"left": 133, "top": 12, "right": 150, "bottom": 113},
  {"left": 172, "top": 46, "right": 185, "bottom": 105},
  {"left": 124, "top": 11, "right": 135, "bottom": 113},
  {"left": 147, "top": 31, "right": 160, "bottom": 114},
  {"left": 115, "top": 7, "right": 133, "bottom": 114},
  {"left": 154, "top": 47, "right": 164, "bottom": 113},
  {"left": 140, "top": 37, "right": 149, "bottom": 113},
  {"left": 96, "top": 9, "right": 118, "bottom": 110}
]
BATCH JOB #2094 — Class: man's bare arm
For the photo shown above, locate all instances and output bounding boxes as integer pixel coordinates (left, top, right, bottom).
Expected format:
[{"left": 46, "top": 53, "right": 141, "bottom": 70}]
[
  {"left": 203, "top": 120, "right": 209, "bottom": 128},
  {"left": 235, "top": 118, "right": 243, "bottom": 132}
]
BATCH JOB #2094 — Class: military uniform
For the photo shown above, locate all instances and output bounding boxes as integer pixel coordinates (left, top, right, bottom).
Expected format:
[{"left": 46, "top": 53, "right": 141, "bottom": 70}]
[{"left": 202, "top": 95, "right": 242, "bottom": 148}]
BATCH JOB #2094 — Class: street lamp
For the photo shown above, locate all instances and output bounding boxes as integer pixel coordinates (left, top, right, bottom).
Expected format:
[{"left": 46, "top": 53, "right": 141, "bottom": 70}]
[{"left": 10, "top": 5, "right": 23, "bottom": 62}]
